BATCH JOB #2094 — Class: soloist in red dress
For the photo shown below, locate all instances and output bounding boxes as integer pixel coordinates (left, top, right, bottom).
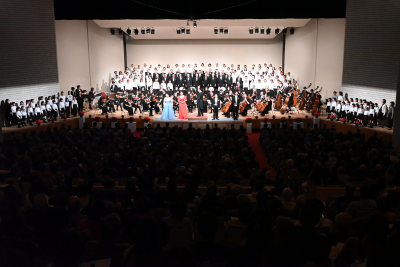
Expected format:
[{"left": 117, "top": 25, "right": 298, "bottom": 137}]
[{"left": 178, "top": 96, "right": 188, "bottom": 119}]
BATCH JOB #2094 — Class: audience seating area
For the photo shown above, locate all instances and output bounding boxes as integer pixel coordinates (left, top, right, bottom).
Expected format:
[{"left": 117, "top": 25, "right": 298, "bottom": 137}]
[{"left": 0, "top": 123, "right": 399, "bottom": 267}]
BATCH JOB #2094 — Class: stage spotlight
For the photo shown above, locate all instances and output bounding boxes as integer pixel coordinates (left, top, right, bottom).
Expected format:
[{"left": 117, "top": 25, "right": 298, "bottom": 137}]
[
  {"left": 146, "top": 28, "right": 150, "bottom": 34},
  {"left": 260, "top": 27, "right": 265, "bottom": 34},
  {"left": 219, "top": 27, "right": 223, "bottom": 34},
  {"left": 255, "top": 27, "right": 259, "bottom": 34},
  {"left": 193, "top": 21, "right": 197, "bottom": 28},
  {"left": 290, "top": 28, "right": 295, "bottom": 35},
  {"left": 186, "top": 27, "right": 190, "bottom": 34},
  {"left": 151, "top": 28, "right": 155, "bottom": 34},
  {"left": 266, "top": 28, "right": 271, "bottom": 35},
  {"left": 214, "top": 27, "right": 218, "bottom": 34},
  {"left": 134, "top": 28, "right": 139, "bottom": 35},
  {"left": 224, "top": 27, "right": 228, "bottom": 34},
  {"left": 249, "top": 27, "right": 253, "bottom": 34},
  {"left": 180, "top": 27, "right": 185, "bottom": 34},
  {"left": 275, "top": 28, "right": 280, "bottom": 35},
  {"left": 282, "top": 28, "right": 287, "bottom": 34},
  {"left": 118, "top": 28, "right": 123, "bottom": 35},
  {"left": 177, "top": 28, "right": 181, "bottom": 34},
  {"left": 141, "top": 28, "right": 145, "bottom": 34},
  {"left": 110, "top": 28, "right": 115, "bottom": 35},
  {"left": 126, "top": 28, "right": 131, "bottom": 35}
]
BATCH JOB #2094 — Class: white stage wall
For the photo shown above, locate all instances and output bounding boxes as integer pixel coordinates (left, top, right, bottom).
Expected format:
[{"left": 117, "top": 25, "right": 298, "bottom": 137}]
[
  {"left": 126, "top": 37, "right": 283, "bottom": 73},
  {"left": 286, "top": 19, "right": 346, "bottom": 100}
]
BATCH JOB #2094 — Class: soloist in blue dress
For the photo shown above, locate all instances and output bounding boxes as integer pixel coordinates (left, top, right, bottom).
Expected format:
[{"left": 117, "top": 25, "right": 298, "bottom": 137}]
[{"left": 161, "top": 98, "right": 176, "bottom": 120}]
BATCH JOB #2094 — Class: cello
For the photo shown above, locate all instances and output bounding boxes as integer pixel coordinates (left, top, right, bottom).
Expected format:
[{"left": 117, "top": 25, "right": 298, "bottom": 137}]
[
  {"left": 299, "top": 83, "right": 312, "bottom": 110},
  {"left": 312, "top": 87, "right": 323, "bottom": 115},
  {"left": 221, "top": 99, "right": 232, "bottom": 113},
  {"left": 274, "top": 92, "right": 283, "bottom": 110},
  {"left": 306, "top": 86, "right": 319, "bottom": 111},
  {"left": 280, "top": 91, "right": 291, "bottom": 114}
]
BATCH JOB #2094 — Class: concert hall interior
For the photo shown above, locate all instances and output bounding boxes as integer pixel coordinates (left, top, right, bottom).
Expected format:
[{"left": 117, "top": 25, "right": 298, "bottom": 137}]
[{"left": 1, "top": 0, "right": 400, "bottom": 267}]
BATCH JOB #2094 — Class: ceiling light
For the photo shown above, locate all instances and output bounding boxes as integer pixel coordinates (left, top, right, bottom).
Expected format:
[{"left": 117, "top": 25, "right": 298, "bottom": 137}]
[
  {"left": 219, "top": 27, "right": 223, "bottom": 34},
  {"left": 151, "top": 28, "right": 155, "bottom": 34},
  {"left": 214, "top": 27, "right": 218, "bottom": 34},
  {"left": 224, "top": 27, "right": 228, "bottom": 34},
  {"left": 177, "top": 28, "right": 181, "bottom": 34},
  {"left": 118, "top": 29, "right": 123, "bottom": 35},
  {"left": 282, "top": 28, "right": 287, "bottom": 34},
  {"left": 181, "top": 27, "right": 186, "bottom": 34},
  {"left": 134, "top": 29, "right": 138, "bottom": 35},
  {"left": 249, "top": 27, "right": 253, "bottom": 34},
  {"left": 255, "top": 27, "right": 259, "bottom": 34},
  {"left": 193, "top": 21, "right": 197, "bottom": 28},
  {"left": 110, "top": 28, "right": 115, "bottom": 35},
  {"left": 186, "top": 27, "right": 190, "bottom": 34},
  {"left": 290, "top": 28, "right": 295, "bottom": 35},
  {"left": 146, "top": 28, "right": 150, "bottom": 34},
  {"left": 126, "top": 28, "right": 131, "bottom": 35},
  {"left": 266, "top": 28, "right": 271, "bottom": 35},
  {"left": 260, "top": 27, "right": 265, "bottom": 34},
  {"left": 141, "top": 28, "right": 145, "bottom": 34},
  {"left": 275, "top": 28, "right": 280, "bottom": 35}
]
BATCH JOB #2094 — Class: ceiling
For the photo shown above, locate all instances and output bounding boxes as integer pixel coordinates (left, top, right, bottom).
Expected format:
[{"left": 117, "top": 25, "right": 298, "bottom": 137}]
[
  {"left": 93, "top": 19, "right": 311, "bottom": 39},
  {"left": 54, "top": 0, "right": 347, "bottom": 20}
]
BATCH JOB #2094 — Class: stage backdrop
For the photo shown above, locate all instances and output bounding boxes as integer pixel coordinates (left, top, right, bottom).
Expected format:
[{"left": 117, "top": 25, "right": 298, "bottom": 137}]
[{"left": 126, "top": 37, "right": 283, "bottom": 76}]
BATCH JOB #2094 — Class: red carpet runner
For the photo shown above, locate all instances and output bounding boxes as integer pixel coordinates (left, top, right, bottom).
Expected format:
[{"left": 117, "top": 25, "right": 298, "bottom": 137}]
[{"left": 246, "top": 133, "right": 276, "bottom": 179}]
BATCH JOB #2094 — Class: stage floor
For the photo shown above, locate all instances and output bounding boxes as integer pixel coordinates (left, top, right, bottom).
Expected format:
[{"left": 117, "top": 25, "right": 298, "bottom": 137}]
[{"left": 1, "top": 108, "right": 393, "bottom": 142}]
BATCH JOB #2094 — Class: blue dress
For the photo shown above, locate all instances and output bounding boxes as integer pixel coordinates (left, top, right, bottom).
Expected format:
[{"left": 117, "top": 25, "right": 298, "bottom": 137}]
[{"left": 161, "top": 98, "right": 176, "bottom": 120}]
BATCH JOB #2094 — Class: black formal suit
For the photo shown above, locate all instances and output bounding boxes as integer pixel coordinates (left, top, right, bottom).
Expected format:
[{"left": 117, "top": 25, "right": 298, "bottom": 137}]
[
  {"left": 202, "top": 76, "right": 209, "bottom": 87},
  {"left": 177, "top": 76, "right": 184, "bottom": 87},
  {"left": 186, "top": 77, "right": 193, "bottom": 88},
  {"left": 153, "top": 73, "right": 160, "bottom": 81},
  {"left": 226, "top": 76, "right": 233, "bottom": 88},
  {"left": 211, "top": 97, "right": 221, "bottom": 120},
  {"left": 194, "top": 76, "right": 201, "bottom": 88},
  {"left": 170, "top": 77, "right": 178, "bottom": 88},
  {"left": 216, "top": 75, "right": 224, "bottom": 87},
  {"left": 197, "top": 91, "right": 204, "bottom": 116},
  {"left": 110, "top": 84, "right": 118, "bottom": 92},
  {"left": 209, "top": 77, "right": 217, "bottom": 88},
  {"left": 231, "top": 95, "right": 240, "bottom": 120}
]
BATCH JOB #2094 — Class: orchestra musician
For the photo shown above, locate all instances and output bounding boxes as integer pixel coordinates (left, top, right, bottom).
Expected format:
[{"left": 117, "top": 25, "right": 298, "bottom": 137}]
[
  {"left": 123, "top": 98, "right": 134, "bottom": 116},
  {"left": 211, "top": 94, "right": 221, "bottom": 120},
  {"left": 231, "top": 91, "right": 240, "bottom": 120}
]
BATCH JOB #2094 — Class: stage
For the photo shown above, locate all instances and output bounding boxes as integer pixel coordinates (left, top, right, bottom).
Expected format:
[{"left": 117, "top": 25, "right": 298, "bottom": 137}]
[{"left": 1, "top": 108, "right": 394, "bottom": 141}]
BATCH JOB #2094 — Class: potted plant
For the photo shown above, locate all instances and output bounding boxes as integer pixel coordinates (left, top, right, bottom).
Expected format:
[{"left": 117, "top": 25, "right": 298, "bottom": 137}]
[
  {"left": 272, "top": 115, "right": 276, "bottom": 119},
  {"left": 79, "top": 111, "right": 84, "bottom": 117},
  {"left": 50, "top": 117, "right": 55, "bottom": 123},
  {"left": 313, "top": 112, "right": 320, "bottom": 118},
  {"left": 341, "top": 117, "right": 346, "bottom": 124},
  {"left": 121, "top": 115, "right": 125, "bottom": 119},
  {"left": 280, "top": 117, "right": 286, "bottom": 123},
  {"left": 129, "top": 117, "right": 134, "bottom": 122},
  {"left": 63, "top": 114, "right": 67, "bottom": 121},
  {"left": 36, "top": 119, "right": 41, "bottom": 126},
  {"left": 95, "top": 116, "right": 101, "bottom": 122},
  {"left": 144, "top": 117, "right": 151, "bottom": 123},
  {"left": 330, "top": 114, "right": 336, "bottom": 121},
  {"left": 105, "top": 114, "right": 109, "bottom": 119},
  {"left": 255, "top": 116, "right": 259, "bottom": 120},
  {"left": 305, "top": 115, "right": 309, "bottom": 119},
  {"left": 139, "top": 114, "right": 143, "bottom": 119},
  {"left": 246, "top": 118, "right": 252, "bottom": 123},
  {"left": 89, "top": 114, "right": 92, "bottom": 118},
  {"left": 263, "top": 118, "right": 269, "bottom": 122},
  {"left": 288, "top": 115, "right": 292, "bottom": 120},
  {"left": 355, "top": 120, "right": 361, "bottom": 127},
  {"left": 111, "top": 117, "right": 117, "bottom": 122},
  {"left": 295, "top": 117, "right": 301, "bottom": 123}
]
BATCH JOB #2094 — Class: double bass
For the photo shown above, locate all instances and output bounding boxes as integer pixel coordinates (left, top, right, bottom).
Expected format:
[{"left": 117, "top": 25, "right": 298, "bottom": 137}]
[
  {"left": 274, "top": 92, "right": 283, "bottom": 110},
  {"left": 306, "top": 86, "right": 319, "bottom": 111},
  {"left": 299, "top": 83, "right": 312, "bottom": 110},
  {"left": 312, "top": 87, "right": 323, "bottom": 115}
]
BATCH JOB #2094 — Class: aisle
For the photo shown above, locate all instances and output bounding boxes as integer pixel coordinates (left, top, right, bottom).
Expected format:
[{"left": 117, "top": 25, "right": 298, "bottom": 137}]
[{"left": 246, "top": 133, "right": 276, "bottom": 179}]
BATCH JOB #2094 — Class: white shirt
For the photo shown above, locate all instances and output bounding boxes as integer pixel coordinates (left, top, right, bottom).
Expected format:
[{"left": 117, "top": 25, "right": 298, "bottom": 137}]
[
  {"left": 28, "top": 107, "right": 34, "bottom": 114},
  {"left": 72, "top": 99, "right": 78, "bottom": 105},
  {"left": 21, "top": 110, "right": 27, "bottom": 116},
  {"left": 35, "top": 107, "right": 41, "bottom": 115},
  {"left": 68, "top": 95, "right": 73, "bottom": 101},
  {"left": 52, "top": 104, "right": 58, "bottom": 111},
  {"left": 41, "top": 106, "right": 46, "bottom": 113},
  {"left": 60, "top": 95, "right": 66, "bottom": 102},
  {"left": 336, "top": 104, "right": 341, "bottom": 112},
  {"left": 363, "top": 109, "right": 369, "bottom": 116},
  {"left": 357, "top": 108, "right": 363, "bottom": 114},
  {"left": 65, "top": 101, "right": 70, "bottom": 107},
  {"left": 338, "top": 95, "right": 343, "bottom": 102},
  {"left": 11, "top": 106, "right": 16, "bottom": 113},
  {"left": 341, "top": 105, "right": 346, "bottom": 111},
  {"left": 59, "top": 102, "right": 65, "bottom": 109},
  {"left": 153, "top": 82, "right": 160, "bottom": 89},
  {"left": 17, "top": 111, "right": 22, "bottom": 118},
  {"left": 46, "top": 104, "right": 52, "bottom": 111}
]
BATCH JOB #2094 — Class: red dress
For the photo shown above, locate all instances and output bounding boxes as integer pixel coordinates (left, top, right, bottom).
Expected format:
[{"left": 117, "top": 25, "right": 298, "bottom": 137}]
[{"left": 178, "top": 96, "right": 188, "bottom": 119}]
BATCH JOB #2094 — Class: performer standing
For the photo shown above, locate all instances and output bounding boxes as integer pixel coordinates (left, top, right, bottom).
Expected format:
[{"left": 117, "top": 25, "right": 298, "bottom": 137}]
[
  {"left": 211, "top": 95, "right": 221, "bottom": 120},
  {"left": 161, "top": 94, "right": 176, "bottom": 120},
  {"left": 231, "top": 91, "right": 240, "bottom": 120},
  {"left": 196, "top": 88, "right": 204, "bottom": 117},
  {"left": 178, "top": 92, "right": 188, "bottom": 119}
]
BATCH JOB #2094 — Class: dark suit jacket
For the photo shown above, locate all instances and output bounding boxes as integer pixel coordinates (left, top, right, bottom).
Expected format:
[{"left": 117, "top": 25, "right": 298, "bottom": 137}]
[
  {"left": 186, "top": 77, "right": 193, "bottom": 88},
  {"left": 194, "top": 77, "right": 201, "bottom": 87},
  {"left": 226, "top": 77, "right": 233, "bottom": 87},
  {"left": 209, "top": 77, "right": 217, "bottom": 87},
  {"left": 231, "top": 95, "right": 241, "bottom": 106},
  {"left": 202, "top": 76, "right": 209, "bottom": 87},
  {"left": 197, "top": 92, "right": 204, "bottom": 107},
  {"left": 211, "top": 98, "right": 221, "bottom": 108}
]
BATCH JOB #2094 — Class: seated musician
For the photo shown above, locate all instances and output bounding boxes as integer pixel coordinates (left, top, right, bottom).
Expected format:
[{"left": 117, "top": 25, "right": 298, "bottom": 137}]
[
  {"left": 286, "top": 90, "right": 295, "bottom": 113},
  {"left": 222, "top": 93, "right": 232, "bottom": 118},
  {"left": 239, "top": 93, "right": 251, "bottom": 117},
  {"left": 172, "top": 92, "right": 179, "bottom": 113},
  {"left": 150, "top": 95, "right": 159, "bottom": 116},
  {"left": 259, "top": 94, "right": 272, "bottom": 116},
  {"left": 107, "top": 96, "right": 116, "bottom": 113},
  {"left": 123, "top": 98, "right": 134, "bottom": 116},
  {"left": 132, "top": 97, "right": 142, "bottom": 114},
  {"left": 187, "top": 92, "right": 194, "bottom": 113}
]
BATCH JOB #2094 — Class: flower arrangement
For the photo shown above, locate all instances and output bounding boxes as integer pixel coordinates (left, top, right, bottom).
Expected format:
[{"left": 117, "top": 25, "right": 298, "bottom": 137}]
[
  {"left": 305, "top": 115, "right": 309, "bottom": 119},
  {"left": 272, "top": 115, "right": 276, "bottom": 119},
  {"left": 355, "top": 120, "right": 361, "bottom": 127},
  {"left": 36, "top": 119, "right": 41, "bottom": 125},
  {"left": 330, "top": 114, "right": 336, "bottom": 121},
  {"left": 139, "top": 114, "right": 143, "bottom": 119},
  {"left": 121, "top": 115, "right": 125, "bottom": 119},
  {"left": 341, "top": 117, "right": 346, "bottom": 123},
  {"left": 263, "top": 118, "right": 269, "bottom": 122},
  {"left": 255, "top": 116, "right": 259, "bottom": 119},
  {"left": 89, "top": 114, "right": 92, "bottom": 118},
  {"left": 288, "top": 115, "right": 292, "bottom": 119},
  {"left": 63, "top": 114, "right": 67, "bottom": 121},
  {"left": 50, "top": 117, "right": 55, "bottom": 123},
  {"left": 79, "top": 111, "right": 84, "bottom": 117},
  {"left": 144, "top": 117, "right": 151, "bottom": 123},
  {"left": 280, "top": 117, "right": 286, "bottom": 122},
  {"left": 313, "top": 112, "right": 320, "bottom": 118},
  {"left": 129, "top": 117, "right": 134, "bottom": 122},
  {"left": 95, "top": 116, "right": 101, "bottom": 122},
  {"left": 295, "top": 117, "right": 301, "bottom": 123},
  {"left": 246, "top": 118, "right": 252, "bottom": 123},
  {"left": 111, "top": 117, "right": 117, "bottom": 122},
  {"left": 105, "top": 114, "right": 109, "bottom": 119}
]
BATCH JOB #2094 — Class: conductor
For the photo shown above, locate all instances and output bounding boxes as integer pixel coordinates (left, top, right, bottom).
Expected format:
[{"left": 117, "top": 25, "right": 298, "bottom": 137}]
[{"left": 196, "top": 88, "right": 204, "bottom": 117}]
